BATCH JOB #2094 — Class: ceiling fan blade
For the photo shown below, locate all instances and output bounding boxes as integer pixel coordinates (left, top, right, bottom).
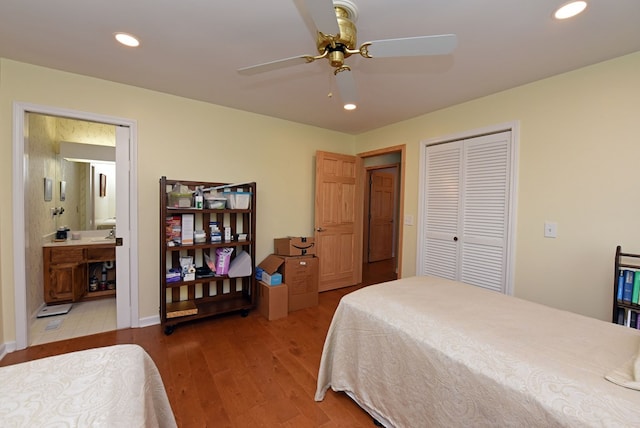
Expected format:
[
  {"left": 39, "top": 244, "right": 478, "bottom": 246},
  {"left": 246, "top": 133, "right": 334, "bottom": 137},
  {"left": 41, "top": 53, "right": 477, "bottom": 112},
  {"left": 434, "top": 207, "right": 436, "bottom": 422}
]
[
  {"left": 304, "top": 0, "right": 340, "bottom": 35},
  {"left": 365, "top": 34, "right": 458, "bottom": 58},
  {"left": 335, "top": 68, "right": 357, "bottom": 108},
  {"left": 237, "top": 55, "right": 315, "bottom": 76}
]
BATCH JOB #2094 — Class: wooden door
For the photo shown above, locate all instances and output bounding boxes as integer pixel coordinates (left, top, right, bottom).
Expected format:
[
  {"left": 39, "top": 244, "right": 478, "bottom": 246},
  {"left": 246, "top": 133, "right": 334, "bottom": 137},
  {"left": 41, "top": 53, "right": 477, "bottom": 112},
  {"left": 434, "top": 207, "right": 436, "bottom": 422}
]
[
  {"left": 368, "top": 170, "right": 395, "bottom": 262},
  {"left": 315, "top": 151, "right": 363, "bottom": 292}
]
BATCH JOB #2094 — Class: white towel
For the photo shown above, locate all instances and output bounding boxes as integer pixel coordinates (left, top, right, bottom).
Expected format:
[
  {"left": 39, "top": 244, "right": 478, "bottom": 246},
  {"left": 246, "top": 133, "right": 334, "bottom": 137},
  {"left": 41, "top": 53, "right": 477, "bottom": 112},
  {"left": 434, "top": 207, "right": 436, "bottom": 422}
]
[{"left": 605, "top": 342, "right": 640, "bottom": 391}]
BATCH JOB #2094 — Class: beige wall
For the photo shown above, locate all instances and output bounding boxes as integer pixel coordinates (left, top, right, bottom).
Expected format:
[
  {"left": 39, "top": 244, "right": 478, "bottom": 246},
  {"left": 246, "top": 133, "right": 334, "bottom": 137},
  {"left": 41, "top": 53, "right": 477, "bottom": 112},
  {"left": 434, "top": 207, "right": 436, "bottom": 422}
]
[
  {"left": 355, "top": 51, "right": 640, "bottom": 321},
  {"left": 0, "top": 58, "right": 354, "bottom": 345},
  {"left": 2, "top": 51, "right": 638, "bottom": 347}
]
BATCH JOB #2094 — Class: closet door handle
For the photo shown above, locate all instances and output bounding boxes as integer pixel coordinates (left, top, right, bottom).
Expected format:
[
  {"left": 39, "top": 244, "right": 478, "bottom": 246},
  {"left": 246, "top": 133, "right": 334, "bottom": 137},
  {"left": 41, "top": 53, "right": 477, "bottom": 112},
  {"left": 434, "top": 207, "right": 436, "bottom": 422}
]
[{"left": 453, "top": 236, "right": 458, "bottom": 242}]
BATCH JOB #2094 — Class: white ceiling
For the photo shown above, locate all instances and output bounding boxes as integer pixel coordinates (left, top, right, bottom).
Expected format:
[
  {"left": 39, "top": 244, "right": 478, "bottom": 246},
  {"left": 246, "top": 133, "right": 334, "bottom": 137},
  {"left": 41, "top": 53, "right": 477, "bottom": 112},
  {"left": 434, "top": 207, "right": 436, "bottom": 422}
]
[{"left": 1, "top": 0, "right": 639, "bottom": 134}]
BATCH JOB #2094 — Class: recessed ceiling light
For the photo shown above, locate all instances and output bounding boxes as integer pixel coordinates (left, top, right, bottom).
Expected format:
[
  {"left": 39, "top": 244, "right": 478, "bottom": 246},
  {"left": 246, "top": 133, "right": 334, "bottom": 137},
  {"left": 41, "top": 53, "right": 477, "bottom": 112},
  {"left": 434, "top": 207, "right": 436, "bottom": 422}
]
[
  {"left": 554, "top": 1, "right": 587, "bottom": 20},
  {"left": 344, "top": 103, "right": 357, "bottom": 111},
  {"left": 114, "top": 32, "right": 140, "bottom": 47}
]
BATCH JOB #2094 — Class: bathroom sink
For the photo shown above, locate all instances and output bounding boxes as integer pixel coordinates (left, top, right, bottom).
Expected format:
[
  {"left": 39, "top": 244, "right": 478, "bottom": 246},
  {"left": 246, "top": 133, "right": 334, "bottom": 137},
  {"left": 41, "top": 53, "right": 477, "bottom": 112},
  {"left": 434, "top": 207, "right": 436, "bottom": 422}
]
[{"left": 90, "top": 237, "right": 116, "bottom": 242}]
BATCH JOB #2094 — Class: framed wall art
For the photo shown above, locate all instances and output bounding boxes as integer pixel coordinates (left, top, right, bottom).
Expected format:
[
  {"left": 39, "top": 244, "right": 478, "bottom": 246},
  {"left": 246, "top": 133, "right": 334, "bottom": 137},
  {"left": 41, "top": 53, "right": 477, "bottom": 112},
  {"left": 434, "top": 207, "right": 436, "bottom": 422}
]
[
  {"left": 44, "top": 178, "right": 53, "bottom": 201},
  {"left": 99, "top": 173, "right": 107, "bottom": 197}
]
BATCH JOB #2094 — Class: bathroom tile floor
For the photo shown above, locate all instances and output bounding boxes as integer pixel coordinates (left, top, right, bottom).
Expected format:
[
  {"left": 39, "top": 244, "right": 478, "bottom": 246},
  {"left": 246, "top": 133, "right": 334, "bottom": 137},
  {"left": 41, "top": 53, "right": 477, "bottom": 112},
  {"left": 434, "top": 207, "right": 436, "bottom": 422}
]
[{"left": 30, "top": 298, "right": 116, "bottom": 346}]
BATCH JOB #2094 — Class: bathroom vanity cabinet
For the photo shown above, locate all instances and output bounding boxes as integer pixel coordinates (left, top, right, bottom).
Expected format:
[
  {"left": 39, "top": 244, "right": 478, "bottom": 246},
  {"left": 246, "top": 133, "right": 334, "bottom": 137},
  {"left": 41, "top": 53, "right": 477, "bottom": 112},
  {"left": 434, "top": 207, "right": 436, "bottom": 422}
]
[{"left": 43, "top": 241, "right": 116, "bottom": 304}]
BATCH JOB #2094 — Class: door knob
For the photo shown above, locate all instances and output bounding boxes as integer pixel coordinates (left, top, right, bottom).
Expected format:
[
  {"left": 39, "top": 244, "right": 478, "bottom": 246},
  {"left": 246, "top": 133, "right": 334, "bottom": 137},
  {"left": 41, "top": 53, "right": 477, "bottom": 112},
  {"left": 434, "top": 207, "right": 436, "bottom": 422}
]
[
  {"left": 453, "top": 236, "right": 458, "bottom": 241},
  {"left": 316, "top": 227, "right": 325, "bottom": 232}
]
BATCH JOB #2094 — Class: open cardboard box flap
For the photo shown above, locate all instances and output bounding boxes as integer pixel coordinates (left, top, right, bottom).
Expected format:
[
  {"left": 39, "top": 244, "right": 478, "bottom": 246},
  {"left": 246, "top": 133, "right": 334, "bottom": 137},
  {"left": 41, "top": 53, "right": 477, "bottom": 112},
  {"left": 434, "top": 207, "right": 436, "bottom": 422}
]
[{"left": 258, "top": 254, "right": 284, "bottom": 275}]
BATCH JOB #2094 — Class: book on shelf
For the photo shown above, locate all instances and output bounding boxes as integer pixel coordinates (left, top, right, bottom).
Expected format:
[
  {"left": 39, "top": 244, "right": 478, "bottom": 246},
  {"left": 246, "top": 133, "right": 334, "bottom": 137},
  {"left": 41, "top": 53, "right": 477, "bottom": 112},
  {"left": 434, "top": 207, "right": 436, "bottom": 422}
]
[
  {"left": 617, "top": 270, "right": 625, "bottom": 301},
  {"left": 633, "top": 272, "right": 640, "bottom": 305},
  {"left": 166, "top": 300, "right": 198, "bottom": 318},
  {"left": 622, "top": 269, "right": 635, "bottom": 302}
]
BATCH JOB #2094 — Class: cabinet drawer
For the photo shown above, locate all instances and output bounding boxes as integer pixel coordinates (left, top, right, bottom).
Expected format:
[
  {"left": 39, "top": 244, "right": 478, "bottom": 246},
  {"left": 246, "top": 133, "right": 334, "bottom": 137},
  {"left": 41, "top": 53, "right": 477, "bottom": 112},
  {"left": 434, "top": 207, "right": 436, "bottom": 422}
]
[
  {"left": 87, "top": 247, "right": 116, "bottom": 261},
  {"left": 50, "top": 248, "right": 85, "bottom": 264}
]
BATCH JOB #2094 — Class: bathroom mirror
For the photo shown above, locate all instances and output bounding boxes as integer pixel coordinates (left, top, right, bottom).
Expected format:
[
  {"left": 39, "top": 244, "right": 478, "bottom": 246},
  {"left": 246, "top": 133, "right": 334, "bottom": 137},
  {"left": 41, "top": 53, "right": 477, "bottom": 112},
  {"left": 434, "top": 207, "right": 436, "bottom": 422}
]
[
  {"left": 57, "top": 139, "right": 116, "bottom": 231},
  {"left": 60, "top": 157, "right": 116, "bottom": 230}
]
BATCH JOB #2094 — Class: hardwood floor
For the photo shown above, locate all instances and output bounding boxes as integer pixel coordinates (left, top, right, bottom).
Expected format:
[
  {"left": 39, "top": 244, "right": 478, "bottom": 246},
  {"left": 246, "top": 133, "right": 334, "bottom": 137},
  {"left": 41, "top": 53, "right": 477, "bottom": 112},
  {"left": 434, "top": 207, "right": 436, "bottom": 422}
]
[{"left": 1, "top": 259, "right": 397, "bottom": 427}]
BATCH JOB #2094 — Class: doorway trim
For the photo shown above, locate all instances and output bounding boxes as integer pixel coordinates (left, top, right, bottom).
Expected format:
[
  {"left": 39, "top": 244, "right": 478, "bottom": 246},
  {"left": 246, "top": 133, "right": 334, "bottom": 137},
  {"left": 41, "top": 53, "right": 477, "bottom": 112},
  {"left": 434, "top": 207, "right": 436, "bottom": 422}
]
[
  {"left": 357, "top": 145, "right": 406, "bottom": 277},
  {"left": 12, "top": 102, "right": 139, "bottom": 350},
  {"left": 363, "top": 164, "right": 399, "bottom": 263}
]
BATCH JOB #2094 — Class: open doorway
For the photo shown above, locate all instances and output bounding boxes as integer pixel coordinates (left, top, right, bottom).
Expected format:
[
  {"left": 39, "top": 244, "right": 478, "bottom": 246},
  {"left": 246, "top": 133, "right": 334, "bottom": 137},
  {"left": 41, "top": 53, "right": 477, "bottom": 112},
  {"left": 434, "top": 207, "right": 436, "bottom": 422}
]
[
  {"left": 12, "top": 102, "right": 138, "bottom": 350},
  {"left": 29, "top": 114, "right": 117, "bottom": 345},
  {"left": 358, "top": 145, "right": 405, "bottom": 284}
]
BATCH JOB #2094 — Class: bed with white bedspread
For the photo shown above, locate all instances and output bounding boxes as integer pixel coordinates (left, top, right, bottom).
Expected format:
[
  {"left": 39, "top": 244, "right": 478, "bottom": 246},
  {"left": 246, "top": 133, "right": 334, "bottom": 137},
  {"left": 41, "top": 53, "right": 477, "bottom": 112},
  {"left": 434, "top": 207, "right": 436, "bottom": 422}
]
[
  {"left": 0, "top": 344, "right": 176, "bottom": 427},
  {"left": 315, "top": 275, "right": 640, "bottom": 427}
]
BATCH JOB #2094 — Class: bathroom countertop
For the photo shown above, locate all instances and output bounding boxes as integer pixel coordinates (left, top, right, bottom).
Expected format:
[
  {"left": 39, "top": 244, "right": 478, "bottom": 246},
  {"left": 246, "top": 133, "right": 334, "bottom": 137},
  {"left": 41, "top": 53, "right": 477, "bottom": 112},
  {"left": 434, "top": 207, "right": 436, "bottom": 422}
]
[{"left": 42, "top": 232, "right": 116, "bottom": 248}]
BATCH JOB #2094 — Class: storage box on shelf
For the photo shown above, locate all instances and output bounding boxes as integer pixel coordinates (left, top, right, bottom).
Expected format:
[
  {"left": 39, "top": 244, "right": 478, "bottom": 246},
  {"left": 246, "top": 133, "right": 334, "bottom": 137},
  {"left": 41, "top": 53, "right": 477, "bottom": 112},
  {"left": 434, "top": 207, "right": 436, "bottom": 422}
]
[
  {"left": 159, "top": 177, "right": 257, "bottom": 335},
  {"left": 612, "top": 245, "right": 640, "bottom": 328},
  {"left": 223, "top": 190, "right": 252, "bottom": 209}
]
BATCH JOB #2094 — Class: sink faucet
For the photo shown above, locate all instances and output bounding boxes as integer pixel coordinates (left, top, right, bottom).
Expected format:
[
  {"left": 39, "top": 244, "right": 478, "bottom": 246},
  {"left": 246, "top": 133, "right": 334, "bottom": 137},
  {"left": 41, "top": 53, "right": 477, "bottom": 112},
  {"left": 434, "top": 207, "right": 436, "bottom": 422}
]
[{"left": 107, "top": 226, "right": 116, "bottom": 239}]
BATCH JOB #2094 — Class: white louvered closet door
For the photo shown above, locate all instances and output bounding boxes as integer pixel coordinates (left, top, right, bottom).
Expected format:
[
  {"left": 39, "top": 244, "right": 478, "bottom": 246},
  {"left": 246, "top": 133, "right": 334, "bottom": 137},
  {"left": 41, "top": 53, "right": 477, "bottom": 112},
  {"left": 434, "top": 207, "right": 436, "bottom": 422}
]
[
  {"left": 421, "top": 131, "right": 511, "bottom": 293},
  {"left": 422, "top": 141, "right": 463, "bottom": 281}
]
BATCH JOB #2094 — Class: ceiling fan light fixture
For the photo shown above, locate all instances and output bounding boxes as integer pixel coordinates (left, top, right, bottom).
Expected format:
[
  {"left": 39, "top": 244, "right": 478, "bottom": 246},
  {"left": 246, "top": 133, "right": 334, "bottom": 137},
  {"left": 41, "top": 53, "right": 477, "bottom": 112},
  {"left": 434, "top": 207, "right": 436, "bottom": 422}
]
[
  {"left": 114, "top": 32, "right": 140, "bottom": 47},
  {"left": 335, "top": 66, "right": 357, "bottom": 111},
  {"left": 553, "top": 1, "right": 587, "bottom": 20},
  {"left": 328, "top": 49, "right": 345, "bottom": 67}
]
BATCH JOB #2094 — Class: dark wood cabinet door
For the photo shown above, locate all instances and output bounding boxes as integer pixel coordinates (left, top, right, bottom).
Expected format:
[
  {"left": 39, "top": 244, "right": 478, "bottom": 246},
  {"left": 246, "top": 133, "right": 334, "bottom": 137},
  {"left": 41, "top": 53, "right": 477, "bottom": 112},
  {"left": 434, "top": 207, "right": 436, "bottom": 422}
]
[{"left": 47, "top": 263, "right": 77, "bottom": 302}]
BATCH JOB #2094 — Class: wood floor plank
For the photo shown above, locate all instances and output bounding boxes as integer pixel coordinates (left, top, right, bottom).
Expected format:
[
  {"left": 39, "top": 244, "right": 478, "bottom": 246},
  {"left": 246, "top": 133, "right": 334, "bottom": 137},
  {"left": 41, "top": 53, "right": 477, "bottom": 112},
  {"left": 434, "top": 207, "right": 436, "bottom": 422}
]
[{"left": 1, "top": 260, "right": 396, "bottom": 427}]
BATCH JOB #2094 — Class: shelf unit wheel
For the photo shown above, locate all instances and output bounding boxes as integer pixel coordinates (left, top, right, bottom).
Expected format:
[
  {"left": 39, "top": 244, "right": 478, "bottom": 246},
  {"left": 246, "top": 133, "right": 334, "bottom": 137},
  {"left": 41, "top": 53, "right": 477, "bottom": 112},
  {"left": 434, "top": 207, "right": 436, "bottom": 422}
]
[{"left": 164, "top": 325, "right": 175, "bottom": 335}]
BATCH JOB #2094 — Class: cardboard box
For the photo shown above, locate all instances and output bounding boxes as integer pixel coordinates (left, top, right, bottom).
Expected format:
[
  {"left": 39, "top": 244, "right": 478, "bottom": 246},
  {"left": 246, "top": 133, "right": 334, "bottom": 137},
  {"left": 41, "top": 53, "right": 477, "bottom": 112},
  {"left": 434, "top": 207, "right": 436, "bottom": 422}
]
[
  {"left": 257, "top": 254, "right": 284, "bottom": 284},
  {"left": 274, "top": 237, "right": 316, "bottom": 256},
  {"left": 257, "top": 254, "right": 284, "bottom": 276},
  {"left": 257, "top": 282, "right": 288, "bottom": 320},
  {"left": 278, "top": 255, "right": 318, "bottom": 312},
  {"left": 181, "top": 213, "right": 194, "bottom": 245},
  {"left": 258, "top": 254, "right": 318, "bottom": 311},
  {"left": 261, "top": 271, "right": 282, "bottom": 286}
]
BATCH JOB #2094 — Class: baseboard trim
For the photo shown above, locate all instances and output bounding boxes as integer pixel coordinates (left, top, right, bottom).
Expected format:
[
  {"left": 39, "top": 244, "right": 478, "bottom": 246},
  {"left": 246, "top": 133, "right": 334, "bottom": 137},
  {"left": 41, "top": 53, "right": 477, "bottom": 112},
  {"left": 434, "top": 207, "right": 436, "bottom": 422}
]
[
  {"left": 0, "top": 341, "right": 17, "bottom": 361},
  {"left": 138, "top": 315, "right": 160, "bottom": 328}
]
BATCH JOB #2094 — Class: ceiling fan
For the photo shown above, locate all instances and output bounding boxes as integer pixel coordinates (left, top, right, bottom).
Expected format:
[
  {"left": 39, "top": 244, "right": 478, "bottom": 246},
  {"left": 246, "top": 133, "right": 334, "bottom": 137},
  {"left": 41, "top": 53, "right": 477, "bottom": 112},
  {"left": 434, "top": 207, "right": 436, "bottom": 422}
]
[{"left": 237, "top": 0, "right": 457, "bottom": 110}]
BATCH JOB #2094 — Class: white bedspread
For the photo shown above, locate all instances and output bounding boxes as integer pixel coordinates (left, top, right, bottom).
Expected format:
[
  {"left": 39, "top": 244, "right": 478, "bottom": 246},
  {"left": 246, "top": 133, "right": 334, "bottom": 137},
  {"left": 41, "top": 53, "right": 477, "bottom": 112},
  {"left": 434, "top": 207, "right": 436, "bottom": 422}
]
[
  {"left": 315, "top": 276, "right": 640, "bottom": 427},
  {"left": 0, "top": 344, "right": 176, "bottom": 428}
]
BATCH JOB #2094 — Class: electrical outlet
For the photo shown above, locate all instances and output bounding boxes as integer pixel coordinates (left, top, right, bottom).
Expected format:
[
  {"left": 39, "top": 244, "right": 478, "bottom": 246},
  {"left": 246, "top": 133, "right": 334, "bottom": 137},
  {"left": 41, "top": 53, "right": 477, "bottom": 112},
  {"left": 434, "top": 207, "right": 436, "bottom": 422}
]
[{"left": 544, "top": 221, "right": 557, "bottom": 238}]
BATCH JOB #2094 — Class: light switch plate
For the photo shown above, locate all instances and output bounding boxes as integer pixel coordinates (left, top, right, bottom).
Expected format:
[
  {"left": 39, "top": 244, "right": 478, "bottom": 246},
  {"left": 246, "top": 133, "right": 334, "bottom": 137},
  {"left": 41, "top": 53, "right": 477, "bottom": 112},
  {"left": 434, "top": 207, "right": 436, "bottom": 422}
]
[
  {"left": 544, "top": 221, "right": 558, "bottom": 238},
  {"left": 404, "top": 215, "right": 414, "bottom": 226}
]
